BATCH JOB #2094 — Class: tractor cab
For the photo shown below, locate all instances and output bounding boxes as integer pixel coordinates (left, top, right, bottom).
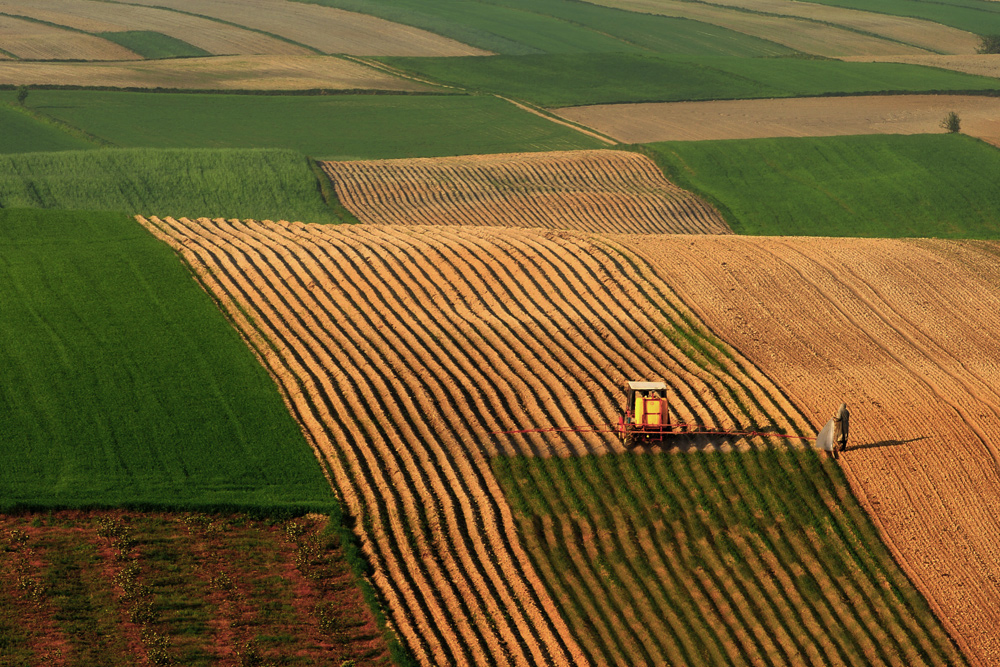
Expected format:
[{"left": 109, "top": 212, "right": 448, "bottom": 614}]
[{"left": 619, "top": 381, "right": 673, "bottom": 447}]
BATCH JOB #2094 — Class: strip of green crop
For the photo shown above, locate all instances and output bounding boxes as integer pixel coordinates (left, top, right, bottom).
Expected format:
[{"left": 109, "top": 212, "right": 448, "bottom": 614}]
[
  {"left": 493, "top": 450, "right": 968, "bottom": 666},
  {"left": 0, "top": 148, "right": 342, "bottom": 224},
  {"left": 0, "top": 209, "right": 335, "bottom": 513},
  {"left": 95, "top": 30, "right": 211, "bottom": 59},
  {"left": 642, "top": 134, "right": 1000, "bottom": 238},
  {"left": 0, "top": 89, "right": 603, "bottom": 159}
]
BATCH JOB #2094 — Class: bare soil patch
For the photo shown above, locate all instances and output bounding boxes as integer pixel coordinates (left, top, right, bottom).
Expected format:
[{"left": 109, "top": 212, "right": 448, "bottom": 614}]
[
  {"left": 581, "top": 0, "right": 930, "bottom": 56},
  {"left": 0, "top": 14, "right": 141, "bottom": 60},
  {"left": 557, "top": 94, "right": 1000, "bottom": 145},
  {"left": 0, "top": 0, "right": 310, "bottom": 55},
  {"left": 614, "top": 235, "right": 1000, "bottom": 667},
  {"left": 140, "top": 217, "right": 808, "bottom": 665},
  {"left": 106, "top": 0, "right": 489, "bottom": 56},
  {"left": 322, "top": 150, "right": 731, "bottom": 234},
  {"left": 0, "top": 55, "right": 433, "bottom": 91}
]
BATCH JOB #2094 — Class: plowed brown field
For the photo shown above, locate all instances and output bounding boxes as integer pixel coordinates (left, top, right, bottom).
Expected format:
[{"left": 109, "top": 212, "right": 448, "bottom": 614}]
[
  {"left": 0, "top": 14, "right": 141, "bottom": 60},
  {"left": 106, "top": 0, "right": 488, "bottom": 56},
  {"left": 322, "top": 150, "right": 731, "bottom": 234},
  {"left": 139, "top": 217, "right": 810, "bottom": 666},
  {"left": 612, "top": 235, "right": 1000, "bottom": 667},
  {"left": 557, "top": 94, "right": 1000, "bottom": 146},
  {"left": 0, "top": 56, "right": 433, "bottom": 91},
  {"left": 0, "top": 0, "right": 310, "bottom": 55}
]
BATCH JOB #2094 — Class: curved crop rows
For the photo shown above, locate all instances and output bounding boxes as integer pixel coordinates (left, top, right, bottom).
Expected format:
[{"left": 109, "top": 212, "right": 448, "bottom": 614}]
[
  {"left": 322, "top": 150, "right": 731, "bottom": 235},
  {"left": 139, "top": 217, "right": 806, "bottom": 665},
  {"left": 617, "top": 235, "right": 1000, "bottom": 667}
]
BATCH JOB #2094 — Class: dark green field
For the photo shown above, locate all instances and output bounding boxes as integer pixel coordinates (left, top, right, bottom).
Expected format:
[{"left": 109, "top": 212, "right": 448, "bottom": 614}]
[
  {"left": 643, "top": 134, "right": 1000, "bottom": 237},
  {"left": 0, "top": 209, "right": 335, "bottom": 513},
  {"left": 298, "top": 0, "right": 792, "bottom": 56},
  {"left": 4, "top": 90, "right": 602, "bottom": 159},
  {"left": 493, "top": 450, "right": 965, "bottom": 666},
  {"left": 0, "top": 147, "right": 346, "bottom": 223},
  {"left": 97, "top": 31, "right": 211, "bottom": 59},
  {"left": 0, "top": 104, "right": 94, "bottom": 153},
  {"left": 382, "top": 53, "right": 1000, "bottom": 107}
]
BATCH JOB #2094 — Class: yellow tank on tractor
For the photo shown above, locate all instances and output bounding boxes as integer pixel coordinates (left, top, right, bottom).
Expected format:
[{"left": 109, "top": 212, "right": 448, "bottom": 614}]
[{"left": 618, "top": 380, "right": 674, "bottom": 447}]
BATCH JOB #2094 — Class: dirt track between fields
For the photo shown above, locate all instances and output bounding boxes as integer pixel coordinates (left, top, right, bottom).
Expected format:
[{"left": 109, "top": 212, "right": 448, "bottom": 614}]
[
  {"left": 617, "top": 235, "right": 1000, "bottom": 667},
  {"left": 322, "top": 150, "right": 731, "bottom": 234},
  {"left": 140, "top": 217, "right": 808, "bottom": 666},
  {"left": 557, "top": 95, "right": 1000, "bottom": 146}
]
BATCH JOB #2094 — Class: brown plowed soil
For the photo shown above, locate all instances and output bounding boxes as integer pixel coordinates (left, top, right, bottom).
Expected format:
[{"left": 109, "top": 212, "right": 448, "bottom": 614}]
[
  {"left": 0, "top": 0, "right": 311, "bottom": 56},
  {"left": 322, "top": 150, "right": 731, "bottom": 235},
  {"left": 0, "top": 56, "right": 433, "bottom": 91},
  {"left": 612, "top": 235, "right": 1000, "bottom": 667},
  {"left": 557, "top": 94, "right": 1000, "bottom": 146},
  {"left": 0, "top": 14, "right": 141, "bottom": 61},
  {"left": 139, "top": 217, "right": 810, "bottom": 666},
  {"left": 106, "top": 0, "right": 488, "bottom": 56}
]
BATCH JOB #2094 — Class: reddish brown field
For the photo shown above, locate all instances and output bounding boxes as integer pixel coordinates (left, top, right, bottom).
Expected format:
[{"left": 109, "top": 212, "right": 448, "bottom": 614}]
[
  {"left": 614, "top": 235, "right": 1000, "bottom": 667},
  {"left": 322, "top": 150, "right": 731, "bottom": 234},
  {"left": 139, "top": 217, "right": 809, "bottom": 666},
  {"left": 0, "top": 511, "right": 390, "bottom": 666}
]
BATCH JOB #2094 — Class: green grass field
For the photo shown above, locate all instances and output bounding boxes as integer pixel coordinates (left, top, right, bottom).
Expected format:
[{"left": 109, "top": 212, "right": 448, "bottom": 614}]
[
  {"left": 97, "top": 31, "right": 211, "bottom": 59},
  {"left": 4, "top": 90, "right": 603, "bottom": 159},
  {"left": 0, "top": 104, "right": 95, "bottom": 153},
  {"left": 382, "top": 53, "right": 1000, "bottom": 107},
  {"left": 643, "top": 134, "right": 1000, "bottom": 237},
  {"left": 0, "top": 147, "right": 346, "bottom": 223},
  {"left": 798, "top": 0, "right": 1000, "bottom": 36},
  {"left": 0, "top": 209, "right": 335, "bottom": 513},
  {"left": 493, "top": 450, "right": 966, "bottom": 666},
  {"left": 297, "top": 0, "right": 792, "bottom": 56}
]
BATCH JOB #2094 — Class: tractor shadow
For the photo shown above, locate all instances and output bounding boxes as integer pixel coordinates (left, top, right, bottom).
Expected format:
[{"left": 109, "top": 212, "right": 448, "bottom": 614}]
[{"left": 849, "top": 436, "right": 928, "bottom": 452}]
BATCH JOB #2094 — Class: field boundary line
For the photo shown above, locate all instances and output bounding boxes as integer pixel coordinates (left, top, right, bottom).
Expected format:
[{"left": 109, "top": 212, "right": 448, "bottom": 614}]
[{"left": 495, "top": 96, "right": 617, "bottom": 145}]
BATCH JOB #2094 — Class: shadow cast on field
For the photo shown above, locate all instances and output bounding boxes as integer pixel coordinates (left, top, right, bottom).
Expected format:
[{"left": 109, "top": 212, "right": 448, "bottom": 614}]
[{"left": 850, "top": 436, "right": 929, "bottom": 452}]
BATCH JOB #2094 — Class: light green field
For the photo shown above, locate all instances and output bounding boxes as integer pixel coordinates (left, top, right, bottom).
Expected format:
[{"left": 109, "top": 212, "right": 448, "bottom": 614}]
[
  {"left": 5, "top": 89, "right": 602, "bottom": 159},
  {"left": 643, "top": 134, "right": 1000, "bottom": 237},
  {"left": 97, "top": 31, "right": 211, "bottom": 59},
  {"left": 493, "top": 450, "right": 966, "bottom": 666},
  {"left": 297, "top": 0, "right": 793, "bottom": 56},
  {"left": 0, "top": 104, "right": 95, "bottom": 153},
  {"left": 382, "top": 53, "right": 1000, "bottom": 107},
  {"left": 0, "top": 209, "right": 335, "bottom": 513},
  {"left": 0, "top": 147, "right": 348, "bottom": 223}
]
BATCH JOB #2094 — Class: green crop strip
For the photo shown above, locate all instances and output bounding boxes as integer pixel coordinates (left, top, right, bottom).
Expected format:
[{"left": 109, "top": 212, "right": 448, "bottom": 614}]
[
  {"left": 0, "top": 209, "right": 335, "bottom": 513},
  {"left": 644, "top": 134, "right": 1000, "bottom": 238},
  {"left": 493, "top": 450, "right": 967, "bottom": 666},
  {"left": 96, "top": 31, "right": 210, "bottom": 59}
]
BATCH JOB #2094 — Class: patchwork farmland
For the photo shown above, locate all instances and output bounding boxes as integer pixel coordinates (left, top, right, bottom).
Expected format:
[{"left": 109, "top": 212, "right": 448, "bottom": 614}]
[
  {"left": 138, "top": 216, "right": 976, "bottom": 666},
  {"left": 322, "top": 150, "right": 730, "bottom": 234}
]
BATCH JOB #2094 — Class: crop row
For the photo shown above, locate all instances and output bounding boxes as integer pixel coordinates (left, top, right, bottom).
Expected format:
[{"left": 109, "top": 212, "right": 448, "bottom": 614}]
[
  {"left": 494, "top": 449, "right": 966, "bottom": 666},
  {"left": 140, "top": 216, "right": 811, "bottom": 665},
  {"left": 322, "top": 150, "right": 731, "bottom": 235},
  {"left": 619, "top": 234, "right": 1000, "bottom": 666}
]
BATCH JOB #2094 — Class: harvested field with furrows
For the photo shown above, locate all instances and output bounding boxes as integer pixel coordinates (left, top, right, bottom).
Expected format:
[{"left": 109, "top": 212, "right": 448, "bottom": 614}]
[
  {"left": 840, "top": 54, "right": 1000, "bottom": 79},
  {"left": 614, "top": 235, "right": 1000, "bottom": 667},
  {"left": 0, "top": 512, "right": 391, "bottom": 665},
  {"left": 558, "top": 94, "right": 1000, "bottom": 145},
  {"left": 140, "top": 216, "right": 815, "bottom": 666},
  {"left": 0, "top": 56, "right": 433, "bottom": 91},
  {"left": 322, "top": 150, "right": 730, "bottom": 234},
  {"left": 576, "top": 0, "right": 930, "bottom": 56},
  {"left": 106, "top": 0, "right": 488, "bottom": 56},
  {"left": 0, "top": 14, "right": 141, "bottom": 60},
  {"left": 0, "top": 0, "right": 310, "bottom": 56}
]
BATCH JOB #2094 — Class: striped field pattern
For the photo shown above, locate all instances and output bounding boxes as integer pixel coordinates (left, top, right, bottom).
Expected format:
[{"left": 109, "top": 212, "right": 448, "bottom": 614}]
[
  {"left": 140, "top": 217, "right": 811, "bottom": 666},
  {"left": 322, "top": 150, "right": 731, "bottom": 234}
]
